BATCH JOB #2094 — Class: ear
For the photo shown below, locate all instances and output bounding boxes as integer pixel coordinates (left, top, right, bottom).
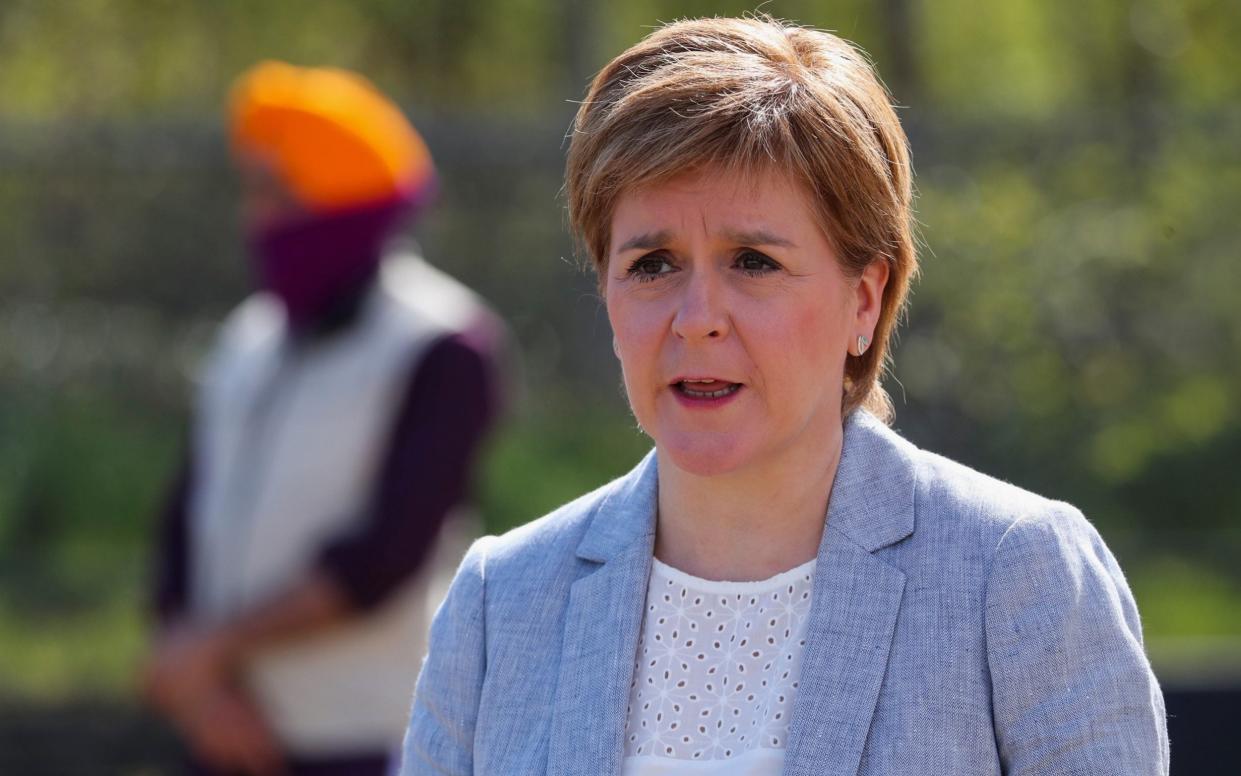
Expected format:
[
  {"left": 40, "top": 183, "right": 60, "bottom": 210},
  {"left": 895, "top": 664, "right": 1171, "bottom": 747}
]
[{"left": 854, "top": 259, "right": 890, "bottom": 336}]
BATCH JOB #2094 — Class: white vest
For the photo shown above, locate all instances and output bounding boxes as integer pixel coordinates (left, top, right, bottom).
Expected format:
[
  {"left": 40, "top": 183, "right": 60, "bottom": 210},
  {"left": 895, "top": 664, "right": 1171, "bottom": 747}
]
[{"left": 188, "top": 252, "right": 486, "bottom": 755}]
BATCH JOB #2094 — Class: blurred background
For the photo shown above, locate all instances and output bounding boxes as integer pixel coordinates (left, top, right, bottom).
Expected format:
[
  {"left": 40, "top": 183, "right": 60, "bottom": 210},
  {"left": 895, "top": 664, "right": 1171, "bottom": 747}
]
[{"left": 0, "top": 0, "right": 1237, "bottom": 772}]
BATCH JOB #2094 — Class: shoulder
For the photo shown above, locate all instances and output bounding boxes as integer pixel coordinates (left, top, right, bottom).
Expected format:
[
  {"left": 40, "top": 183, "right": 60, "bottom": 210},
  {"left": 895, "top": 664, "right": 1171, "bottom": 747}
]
[
  {"left": 411, "top": 332, "right": 496, "bottom": 388},
  {"left": 215, "top": 293, "right": 283, "bottom": 352},
  {"left": 380, "top": 250, "right": 499, "bottom": 335},
  {"left": 920, "top": 438, "right": 1173, "bottom": 771},
  {"left": 845, "top": 411, "right": 1087, "bottom": 553},
  {"left": 892, "top": 427, "right": 1134, "bottom": 626},
  {"left": 858, "top": 416, "right": 1116, "bottom": 603},
  {"left": 377, "top": 252, "right": 508, "bottom": 375},
  {"left": 904, "top": 432, "right": 1089, "bottom": 547},
  {"left": 197, "top": 293, "right": 283, "bottom": 386}
]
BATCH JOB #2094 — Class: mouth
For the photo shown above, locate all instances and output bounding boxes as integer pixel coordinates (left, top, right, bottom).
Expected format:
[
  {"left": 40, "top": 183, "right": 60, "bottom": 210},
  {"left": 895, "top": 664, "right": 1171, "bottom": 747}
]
[{"left": 672, "top": 377, "right": 743, "bottom": 400}]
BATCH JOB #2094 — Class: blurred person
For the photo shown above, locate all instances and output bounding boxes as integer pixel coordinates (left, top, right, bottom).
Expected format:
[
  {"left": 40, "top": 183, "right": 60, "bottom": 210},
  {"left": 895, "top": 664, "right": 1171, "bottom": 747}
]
[
  {"left": 142, "top": 61, "right": 503, "bottom": 776},
  {"left": 401, "top": 16, "right": 1168, "bottom": 776}
]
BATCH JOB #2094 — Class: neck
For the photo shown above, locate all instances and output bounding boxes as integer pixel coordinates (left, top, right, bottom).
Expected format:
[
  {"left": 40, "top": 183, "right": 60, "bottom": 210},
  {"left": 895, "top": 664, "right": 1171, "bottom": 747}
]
[{"left": 654, "top": 422, "right": 843, "bottom": 582}]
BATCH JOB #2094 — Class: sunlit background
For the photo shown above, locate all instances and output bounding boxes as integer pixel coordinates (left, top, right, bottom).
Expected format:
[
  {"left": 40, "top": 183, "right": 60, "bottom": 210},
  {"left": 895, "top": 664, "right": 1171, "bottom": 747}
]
[{"left": 1, "top": 0, "right": 1238, "bottom": 771}]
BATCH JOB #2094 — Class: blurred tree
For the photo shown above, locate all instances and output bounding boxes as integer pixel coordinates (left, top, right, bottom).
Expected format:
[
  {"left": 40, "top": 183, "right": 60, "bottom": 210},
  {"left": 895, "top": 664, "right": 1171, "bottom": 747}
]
[{"left": 0, "top": 0, "right": 1238, "bottom": 709}]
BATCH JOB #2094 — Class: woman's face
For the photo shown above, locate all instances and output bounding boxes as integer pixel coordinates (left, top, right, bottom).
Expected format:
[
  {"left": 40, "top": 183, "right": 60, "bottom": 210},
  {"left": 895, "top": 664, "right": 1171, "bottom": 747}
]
[{"left": 605, "top": 166, "right": 887, "bottom": 477}]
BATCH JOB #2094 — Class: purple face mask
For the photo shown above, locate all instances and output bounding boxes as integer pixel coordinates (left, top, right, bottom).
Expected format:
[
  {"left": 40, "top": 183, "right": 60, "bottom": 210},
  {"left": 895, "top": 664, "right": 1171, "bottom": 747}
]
[{"left": 248, "top": 186, "right": 430, "bottom": 330}]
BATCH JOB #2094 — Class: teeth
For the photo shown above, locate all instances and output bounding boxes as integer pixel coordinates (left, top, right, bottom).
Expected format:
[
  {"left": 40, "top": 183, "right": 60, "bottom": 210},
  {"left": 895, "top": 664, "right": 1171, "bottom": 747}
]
[{"left": 680, "top": 383, "right": 740, "bottom": 399}]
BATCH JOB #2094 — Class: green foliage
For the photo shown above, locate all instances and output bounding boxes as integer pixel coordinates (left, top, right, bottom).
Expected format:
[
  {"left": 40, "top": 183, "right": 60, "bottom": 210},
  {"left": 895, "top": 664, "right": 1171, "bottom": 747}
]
[
  {"left": 0, "top": 386, "right": 178, "bottom": 614},
  {"left": 0, "top": 581, "right": 146, "bottom": 699},
  {"left": 480, "top": 401, "right": 650, "bottom": 535},
  {"left": 1134, "top": 555, "right": 1241, "bottom": 637},
  {"left": 1, "top": 0, "right": 1239, "bottom": 700}
]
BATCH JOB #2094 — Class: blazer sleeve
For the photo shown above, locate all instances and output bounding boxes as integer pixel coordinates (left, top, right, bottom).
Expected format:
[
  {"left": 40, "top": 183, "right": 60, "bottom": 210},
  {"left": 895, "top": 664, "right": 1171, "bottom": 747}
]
[
  {"left": 400, "top": 535, "right": 493, "bottom": 775},
  {"left": 984, "top": 505, "right": 1170, "bottom": 775}
]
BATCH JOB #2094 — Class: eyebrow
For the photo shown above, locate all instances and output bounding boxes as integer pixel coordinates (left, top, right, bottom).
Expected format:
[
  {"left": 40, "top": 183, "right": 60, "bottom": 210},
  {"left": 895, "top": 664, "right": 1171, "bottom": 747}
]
[
  {"left": 616, "top": 230, "right": 673, "bottom": 254},
  {"left": 721, "top": 228, "right": 797, "bottom": 249},
  {"left": 614, "top": 227, "right": 797, "bottom": 253}
]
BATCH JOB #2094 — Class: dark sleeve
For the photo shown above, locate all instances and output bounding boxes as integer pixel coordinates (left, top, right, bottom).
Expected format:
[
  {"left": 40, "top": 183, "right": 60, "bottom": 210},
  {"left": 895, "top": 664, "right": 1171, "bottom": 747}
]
[
  {"left": 316, "top": 332, "right": 501, "bottom": 612},
  {"left": 151, "top": 452, "right": 193, "bottom": 623}
]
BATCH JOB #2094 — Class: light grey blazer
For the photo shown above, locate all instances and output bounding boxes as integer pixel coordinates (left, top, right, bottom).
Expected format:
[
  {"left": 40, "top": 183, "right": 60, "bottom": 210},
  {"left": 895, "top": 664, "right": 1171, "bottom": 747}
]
[{"left": 400, "top": 411, "right": 1169, "bottom": 775}]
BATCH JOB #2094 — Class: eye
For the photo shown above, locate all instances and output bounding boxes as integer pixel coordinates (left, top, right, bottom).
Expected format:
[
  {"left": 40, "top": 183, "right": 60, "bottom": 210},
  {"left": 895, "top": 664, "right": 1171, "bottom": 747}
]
[
  {"left": 735, "top": 250, "right": 780, "bottom": 276},
  {"left": 625, "top": 254, "right": 677, "bottom": 282}
]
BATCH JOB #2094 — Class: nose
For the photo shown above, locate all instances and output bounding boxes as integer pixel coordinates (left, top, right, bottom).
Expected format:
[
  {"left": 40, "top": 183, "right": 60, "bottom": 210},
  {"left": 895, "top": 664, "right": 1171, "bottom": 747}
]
[{"left": 671, "top": 270, "right": 729, "bottom": 341}]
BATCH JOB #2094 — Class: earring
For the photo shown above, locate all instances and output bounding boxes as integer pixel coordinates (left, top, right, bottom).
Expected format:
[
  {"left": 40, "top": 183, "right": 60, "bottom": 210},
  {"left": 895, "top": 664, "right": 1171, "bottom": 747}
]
[
  {"left": 612, "top": 337, "right": 621, "bottom": 357},
  {"left": 855, "top": 335, "right": 870, "bottom": 356}
]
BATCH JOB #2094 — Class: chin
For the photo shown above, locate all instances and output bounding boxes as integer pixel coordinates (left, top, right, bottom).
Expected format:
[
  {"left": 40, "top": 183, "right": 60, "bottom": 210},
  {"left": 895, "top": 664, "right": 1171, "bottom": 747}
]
[{"left": 656, "top": 431, "right": 755, "bottom": 477}]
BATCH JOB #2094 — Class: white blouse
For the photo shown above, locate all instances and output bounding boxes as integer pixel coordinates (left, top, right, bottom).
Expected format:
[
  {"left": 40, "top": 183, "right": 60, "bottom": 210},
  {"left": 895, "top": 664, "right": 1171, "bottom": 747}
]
[{"left": 621, "top": 557, "right": 817, "bottom": 776}]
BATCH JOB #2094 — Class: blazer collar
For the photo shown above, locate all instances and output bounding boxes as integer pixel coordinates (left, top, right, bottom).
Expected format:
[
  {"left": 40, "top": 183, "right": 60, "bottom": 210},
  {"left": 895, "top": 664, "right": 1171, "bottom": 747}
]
[
  {"left": 549, "top": 451, "right": 658, "bottom": 776},
  {"left": 783, "top": 410, "right": 918, "bottom": 775},
  {"left": 575, "top": 448, "right": 659, "bottom": 563},
  {"left": 825, "top": 410, "right": 918, "bottom": 552}
]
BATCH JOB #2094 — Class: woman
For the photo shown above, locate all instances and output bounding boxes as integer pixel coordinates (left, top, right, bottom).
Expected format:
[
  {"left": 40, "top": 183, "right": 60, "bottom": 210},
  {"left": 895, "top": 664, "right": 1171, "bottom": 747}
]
[{"left": 401, "top": 16, "right": 1169, "bottom": 776}]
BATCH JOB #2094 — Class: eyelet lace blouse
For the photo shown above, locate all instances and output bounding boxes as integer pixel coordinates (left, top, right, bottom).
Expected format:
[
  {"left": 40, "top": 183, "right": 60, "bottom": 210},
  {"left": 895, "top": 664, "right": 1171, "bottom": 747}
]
[{"left": 621, "top": 556, "right": 816, "bottom": 775}]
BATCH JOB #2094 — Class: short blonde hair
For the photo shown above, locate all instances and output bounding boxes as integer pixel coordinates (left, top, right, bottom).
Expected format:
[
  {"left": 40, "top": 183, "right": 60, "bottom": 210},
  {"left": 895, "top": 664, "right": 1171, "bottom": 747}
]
[{"left": 565, "top": 16, "right": 916, "bottom": 421}]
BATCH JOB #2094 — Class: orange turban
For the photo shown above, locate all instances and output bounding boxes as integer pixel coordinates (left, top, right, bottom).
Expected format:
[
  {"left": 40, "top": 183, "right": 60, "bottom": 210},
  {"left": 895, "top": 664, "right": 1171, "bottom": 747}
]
[{"left": 229, "top": 61, "right": 434, "bottom": 213}]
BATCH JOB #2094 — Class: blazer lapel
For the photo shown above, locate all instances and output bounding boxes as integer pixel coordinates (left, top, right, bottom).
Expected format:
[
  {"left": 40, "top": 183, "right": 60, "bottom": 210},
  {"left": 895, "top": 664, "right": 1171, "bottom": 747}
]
[
  {"left": 547, "top": 452, "right": 658, "bottom": 776},
  {"left": 781, "top": 526, "right": 906, "bottom": 776},
  {"left": 782, "top": 412, "right": 917, "bottom": 776}
]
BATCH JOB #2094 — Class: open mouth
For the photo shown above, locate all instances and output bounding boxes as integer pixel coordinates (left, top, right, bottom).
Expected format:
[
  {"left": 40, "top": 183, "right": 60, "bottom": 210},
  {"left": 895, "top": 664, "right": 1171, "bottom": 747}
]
[{"left": 674, "top": 379, "right": 743, "bottom": 399}]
